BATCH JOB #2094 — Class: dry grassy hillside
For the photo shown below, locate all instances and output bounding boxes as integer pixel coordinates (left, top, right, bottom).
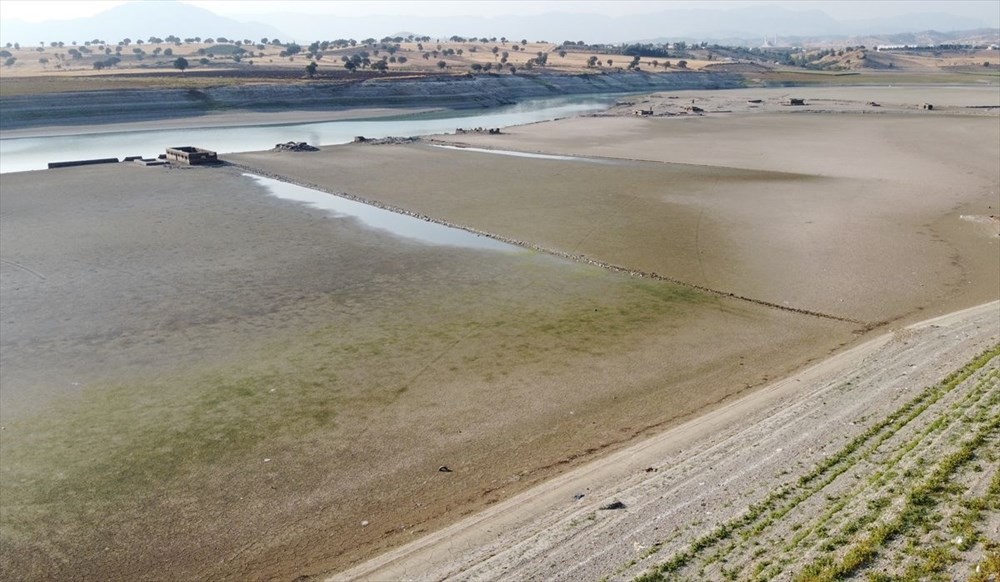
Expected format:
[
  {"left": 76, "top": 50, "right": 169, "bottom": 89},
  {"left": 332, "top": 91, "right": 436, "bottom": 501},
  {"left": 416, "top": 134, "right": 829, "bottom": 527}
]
[
  {"left": 0, "top": 37, "right": 713, "bottom": 79},
  {"left": 2, "top": 35, "right": 996, "bottom": 97}
]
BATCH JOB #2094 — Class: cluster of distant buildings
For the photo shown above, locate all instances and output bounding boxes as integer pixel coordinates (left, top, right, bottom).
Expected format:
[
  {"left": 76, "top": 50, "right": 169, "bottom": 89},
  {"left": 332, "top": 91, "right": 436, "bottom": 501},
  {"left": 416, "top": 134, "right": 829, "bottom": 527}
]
[{"left": 875, "top": 43, "right": 999, "bottom": 51}]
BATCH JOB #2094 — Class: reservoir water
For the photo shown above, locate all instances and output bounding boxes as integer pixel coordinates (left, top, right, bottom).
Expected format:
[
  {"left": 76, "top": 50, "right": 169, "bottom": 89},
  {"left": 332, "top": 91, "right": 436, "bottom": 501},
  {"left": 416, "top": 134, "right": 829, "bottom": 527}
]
[{"left": 0, "top": 94, "right": 619, "bottom": 174}]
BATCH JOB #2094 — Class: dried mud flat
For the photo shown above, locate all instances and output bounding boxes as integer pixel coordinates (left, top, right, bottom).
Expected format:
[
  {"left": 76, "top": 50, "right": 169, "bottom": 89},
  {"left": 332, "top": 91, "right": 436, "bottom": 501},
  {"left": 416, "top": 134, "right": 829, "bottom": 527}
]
[
  {"left": 338, "top": 301, "right": 999, "bottom": 581},
  {"left": 0, "top": 164, "right": 849, "bottom": 580},
  {"left": 1, "top": 85, "right": 998, "bottom": 581}
]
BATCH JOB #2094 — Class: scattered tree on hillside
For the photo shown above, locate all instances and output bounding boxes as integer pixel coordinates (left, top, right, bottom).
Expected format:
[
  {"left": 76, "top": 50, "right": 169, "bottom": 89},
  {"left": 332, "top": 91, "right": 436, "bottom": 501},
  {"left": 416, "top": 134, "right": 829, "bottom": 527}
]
[
  {"left": 437, "top": 60, "right": 447, "bottom": 69},
  {"left": 4, "top": 57, "right": 16, "bottom": 67},
  {"left": 173, "top": 56, "right": 189, "bottom": 71},
  {"left": 305, "top": 61, "right": 317, "bottom": 77}
]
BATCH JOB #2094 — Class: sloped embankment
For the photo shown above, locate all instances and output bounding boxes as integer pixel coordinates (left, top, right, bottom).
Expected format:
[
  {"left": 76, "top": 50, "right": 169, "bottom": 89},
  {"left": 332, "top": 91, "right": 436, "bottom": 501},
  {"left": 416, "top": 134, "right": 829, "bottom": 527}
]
[{"left": 0, "top": 71, "right": 743, "bottom": 130}]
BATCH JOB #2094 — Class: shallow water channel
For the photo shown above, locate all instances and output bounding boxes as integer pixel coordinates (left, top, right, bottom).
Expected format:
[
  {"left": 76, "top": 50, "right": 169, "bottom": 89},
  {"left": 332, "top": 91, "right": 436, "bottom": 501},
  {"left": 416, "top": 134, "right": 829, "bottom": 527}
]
[
  {"left": 429, "top": 144, "right": 614, "bottom": 163},
  {"left": 0, "top": 94, "right": 620, "bottom": 173},
  {"left": 248, "top": 174, "right": 518, "bottom": 251}
]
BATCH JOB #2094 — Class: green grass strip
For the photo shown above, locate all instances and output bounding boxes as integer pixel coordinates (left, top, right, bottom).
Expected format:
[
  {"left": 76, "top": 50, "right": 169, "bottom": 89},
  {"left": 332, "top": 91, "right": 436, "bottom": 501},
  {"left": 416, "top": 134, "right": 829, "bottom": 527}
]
[
  {"left": 793, "top": 399, "right": 999, "bottom": 580},
  {"left": 632, "top": 345, "right": 999, "bottom": 582}
]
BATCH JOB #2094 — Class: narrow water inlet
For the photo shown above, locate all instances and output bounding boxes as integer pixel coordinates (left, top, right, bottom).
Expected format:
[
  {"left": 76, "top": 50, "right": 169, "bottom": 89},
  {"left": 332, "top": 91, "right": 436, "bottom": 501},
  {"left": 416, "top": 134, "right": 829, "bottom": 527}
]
[
  {"left": 429, "top": 144, "right": 615, "bottom": 164},
  {"left": 245, "top": 174, "right": 518, "bottom": 252}
]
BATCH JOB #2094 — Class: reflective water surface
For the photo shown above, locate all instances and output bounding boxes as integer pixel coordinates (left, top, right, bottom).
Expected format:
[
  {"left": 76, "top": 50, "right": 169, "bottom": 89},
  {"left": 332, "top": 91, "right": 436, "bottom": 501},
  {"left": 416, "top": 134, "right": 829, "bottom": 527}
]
[
  {"left": 248, "top": 174, "right": 518, "bottom": 251},
  {"left": 1, "top": 94, "right": 620, "bottom": 173},
  {"left": 430, "top": 144, "right": 614, "bottom": 163}
]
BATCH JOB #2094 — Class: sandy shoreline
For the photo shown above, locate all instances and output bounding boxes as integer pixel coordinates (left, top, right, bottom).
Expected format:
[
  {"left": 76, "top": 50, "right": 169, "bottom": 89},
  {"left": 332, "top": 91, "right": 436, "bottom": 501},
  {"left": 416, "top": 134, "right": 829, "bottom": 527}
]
[{"left": 2, "top": 85, "right": 998, "bottom": 580}]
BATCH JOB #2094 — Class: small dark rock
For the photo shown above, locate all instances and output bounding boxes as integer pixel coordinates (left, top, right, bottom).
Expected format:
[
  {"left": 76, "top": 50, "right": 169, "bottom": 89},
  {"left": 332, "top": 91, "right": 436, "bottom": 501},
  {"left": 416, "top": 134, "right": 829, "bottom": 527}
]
[
  {"left": 438, "top": 465, "right": 452, "bottom": 473},
  {"left": 573, "top": 493, "right": 585, "bottom": 501},
  {"left": 599, "top": 501, "right": 626, "bottom": 510},
  {"left": 273, "top": 141, "right": 319, "bottom": 152}
]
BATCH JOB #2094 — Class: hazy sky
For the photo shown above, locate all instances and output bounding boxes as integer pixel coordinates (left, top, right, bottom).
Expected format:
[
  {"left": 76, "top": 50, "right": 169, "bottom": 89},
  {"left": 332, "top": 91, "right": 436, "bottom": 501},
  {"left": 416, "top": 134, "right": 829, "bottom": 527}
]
[{"left": 1, "top": 0, "right": 998, "bottom": 25}]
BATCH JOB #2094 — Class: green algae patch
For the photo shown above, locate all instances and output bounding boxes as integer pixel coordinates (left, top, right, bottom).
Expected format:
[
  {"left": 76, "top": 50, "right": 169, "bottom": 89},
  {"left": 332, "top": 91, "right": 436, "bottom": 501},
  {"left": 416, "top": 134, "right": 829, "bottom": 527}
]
[
  {"left": 0, "top": 272, "right": 713, "bottom": 544},
  {"left": 1, "top": 360, "right": 341, "bottom": 513}
]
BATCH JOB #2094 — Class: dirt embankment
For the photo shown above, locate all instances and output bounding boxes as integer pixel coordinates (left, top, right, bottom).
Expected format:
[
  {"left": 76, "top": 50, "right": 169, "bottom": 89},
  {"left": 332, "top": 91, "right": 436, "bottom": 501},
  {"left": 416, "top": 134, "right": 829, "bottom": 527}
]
[
  {"left": 0, "top": 71, "right": 743, "bottom": 131},
  {"left": 334, "top": 302, "right": 1000, "bottom": 582}
]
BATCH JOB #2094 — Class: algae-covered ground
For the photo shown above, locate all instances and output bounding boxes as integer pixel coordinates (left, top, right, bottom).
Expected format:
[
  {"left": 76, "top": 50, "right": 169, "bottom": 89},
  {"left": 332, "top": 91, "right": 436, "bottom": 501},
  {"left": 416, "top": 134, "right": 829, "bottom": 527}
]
[{"left": 0, "top": 164, "right": 850, "bottom": 579}]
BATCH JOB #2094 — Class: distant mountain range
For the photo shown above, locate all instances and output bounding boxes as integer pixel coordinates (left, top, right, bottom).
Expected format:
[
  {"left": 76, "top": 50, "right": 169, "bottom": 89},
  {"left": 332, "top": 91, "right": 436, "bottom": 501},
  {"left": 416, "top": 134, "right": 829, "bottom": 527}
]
[
  {"left": 0, "top": 2, "right": 284, "bottom": 45},
  {"left": 0, "top": 1, "right": 997, "bottom": 47}
]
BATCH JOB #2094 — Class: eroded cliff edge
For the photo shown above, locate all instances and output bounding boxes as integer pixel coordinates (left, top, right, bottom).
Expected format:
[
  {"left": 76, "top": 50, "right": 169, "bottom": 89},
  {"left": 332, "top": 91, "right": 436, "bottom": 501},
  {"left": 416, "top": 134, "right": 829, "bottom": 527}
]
[{"left": 0, "top": 71, "right": 744, "bottom": 130}]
